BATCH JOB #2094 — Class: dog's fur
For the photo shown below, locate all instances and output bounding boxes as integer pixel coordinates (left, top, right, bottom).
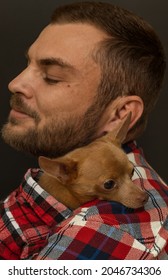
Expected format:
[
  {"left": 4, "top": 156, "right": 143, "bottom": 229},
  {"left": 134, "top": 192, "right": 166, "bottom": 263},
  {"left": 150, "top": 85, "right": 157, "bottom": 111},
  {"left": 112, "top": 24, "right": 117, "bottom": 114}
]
[{"left": 38, "top": 113, "right": 148, "bottom": 209}]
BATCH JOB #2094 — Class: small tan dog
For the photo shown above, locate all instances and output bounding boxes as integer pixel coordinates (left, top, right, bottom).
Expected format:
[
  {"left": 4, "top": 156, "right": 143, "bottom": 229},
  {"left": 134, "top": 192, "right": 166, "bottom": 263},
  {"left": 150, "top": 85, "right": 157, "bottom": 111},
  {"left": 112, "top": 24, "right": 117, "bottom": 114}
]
[{"left": 38, "top": 113, "right": 148, "bottom": 209}]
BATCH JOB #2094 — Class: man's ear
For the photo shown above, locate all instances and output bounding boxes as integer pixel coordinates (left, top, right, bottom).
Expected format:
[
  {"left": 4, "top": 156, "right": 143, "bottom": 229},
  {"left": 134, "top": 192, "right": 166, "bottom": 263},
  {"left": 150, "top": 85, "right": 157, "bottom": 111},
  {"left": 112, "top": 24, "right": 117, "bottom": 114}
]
[
  {"left": 100, "top": 95, "right": 144, "bottom": 140},
  {"left": 38, "top": 156, "right": 78, "bottom": 184}
]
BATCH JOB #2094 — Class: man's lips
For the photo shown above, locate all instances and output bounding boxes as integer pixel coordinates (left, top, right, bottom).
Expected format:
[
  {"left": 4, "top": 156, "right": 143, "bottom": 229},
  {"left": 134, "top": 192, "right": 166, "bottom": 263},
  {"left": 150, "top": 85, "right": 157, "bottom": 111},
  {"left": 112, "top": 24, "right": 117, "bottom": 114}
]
[
  {"left": 9, "top": 95, "right": 40, "bottom": 122},
  {"left": 9, "top": 108, "right": 32, "bottom": 119}
]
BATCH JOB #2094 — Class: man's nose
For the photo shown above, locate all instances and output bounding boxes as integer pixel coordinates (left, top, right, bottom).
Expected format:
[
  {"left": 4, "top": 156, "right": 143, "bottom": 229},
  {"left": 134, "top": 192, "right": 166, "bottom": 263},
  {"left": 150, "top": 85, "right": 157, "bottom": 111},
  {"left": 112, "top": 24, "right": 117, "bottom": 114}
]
[{"left": 8, "top": 67, "right": 33, "bottom": 98}]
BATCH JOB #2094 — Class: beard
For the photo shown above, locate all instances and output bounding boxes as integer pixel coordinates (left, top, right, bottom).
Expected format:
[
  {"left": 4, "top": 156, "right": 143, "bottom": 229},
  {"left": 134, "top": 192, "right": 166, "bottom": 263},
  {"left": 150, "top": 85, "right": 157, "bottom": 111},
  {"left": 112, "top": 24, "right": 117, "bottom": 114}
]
[{"left": 1, "top": 94, "right": 104, "bottom": 158}]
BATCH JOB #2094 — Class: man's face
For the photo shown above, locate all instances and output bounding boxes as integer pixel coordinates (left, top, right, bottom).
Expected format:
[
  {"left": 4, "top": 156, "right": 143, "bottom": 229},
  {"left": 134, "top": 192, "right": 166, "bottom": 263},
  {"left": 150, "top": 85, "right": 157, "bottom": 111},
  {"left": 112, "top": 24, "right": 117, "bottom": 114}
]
[{"left": 2, "top": 23, "right": 108, "bottom": 157}]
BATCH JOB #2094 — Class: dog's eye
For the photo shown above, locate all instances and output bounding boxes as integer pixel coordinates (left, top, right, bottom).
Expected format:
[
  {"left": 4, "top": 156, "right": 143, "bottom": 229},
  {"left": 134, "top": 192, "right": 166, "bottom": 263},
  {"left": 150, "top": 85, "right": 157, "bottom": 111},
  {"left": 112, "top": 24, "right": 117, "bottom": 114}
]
[{"left": 104, "top": 179, "right": 116, "bottom": 189}]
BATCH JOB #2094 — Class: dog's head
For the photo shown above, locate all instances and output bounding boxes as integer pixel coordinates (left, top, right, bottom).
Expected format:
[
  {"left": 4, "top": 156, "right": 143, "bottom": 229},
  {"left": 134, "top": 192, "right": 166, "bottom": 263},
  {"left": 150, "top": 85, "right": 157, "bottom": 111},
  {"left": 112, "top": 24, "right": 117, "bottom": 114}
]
[{"left": 39, "top": 113, "right": 148, "bottom": 209}]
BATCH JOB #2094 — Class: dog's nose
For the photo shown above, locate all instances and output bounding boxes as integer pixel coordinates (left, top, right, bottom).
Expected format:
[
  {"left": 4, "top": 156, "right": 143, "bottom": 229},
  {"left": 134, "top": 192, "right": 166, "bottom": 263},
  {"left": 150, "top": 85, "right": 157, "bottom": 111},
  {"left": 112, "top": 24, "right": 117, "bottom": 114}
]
[
  {"left": 140, "top": 192, "right": 149, "bottom": 205},
  {"left": 143, "top": 194, "right": 149, "bottom": 203}
]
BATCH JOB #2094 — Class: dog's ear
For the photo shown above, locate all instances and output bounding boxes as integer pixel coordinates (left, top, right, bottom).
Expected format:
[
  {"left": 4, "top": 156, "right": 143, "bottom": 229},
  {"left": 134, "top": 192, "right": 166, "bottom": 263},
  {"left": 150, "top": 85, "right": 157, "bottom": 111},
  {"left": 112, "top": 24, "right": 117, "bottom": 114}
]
[
  {"left": 104, "top": 112, "right": 131, "bottom": 144},
  {"left": 38, "top": 156, "right": 78, "bottom": 184}
]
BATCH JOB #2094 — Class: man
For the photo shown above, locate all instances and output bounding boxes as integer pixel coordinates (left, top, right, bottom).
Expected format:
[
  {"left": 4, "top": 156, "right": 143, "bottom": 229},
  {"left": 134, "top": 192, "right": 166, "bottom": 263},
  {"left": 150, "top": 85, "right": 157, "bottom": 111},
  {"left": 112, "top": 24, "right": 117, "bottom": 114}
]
[{"left": 0, "top": 1, "right": 168, "bottom": 259}]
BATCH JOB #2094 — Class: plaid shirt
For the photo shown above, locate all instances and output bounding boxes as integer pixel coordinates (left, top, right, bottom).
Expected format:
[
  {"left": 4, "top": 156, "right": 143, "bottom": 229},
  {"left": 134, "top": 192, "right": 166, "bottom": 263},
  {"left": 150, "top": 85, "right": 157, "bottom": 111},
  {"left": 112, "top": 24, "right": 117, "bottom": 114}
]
[{"left": 0, "top": 141, "right": 168, "bottom": 260}]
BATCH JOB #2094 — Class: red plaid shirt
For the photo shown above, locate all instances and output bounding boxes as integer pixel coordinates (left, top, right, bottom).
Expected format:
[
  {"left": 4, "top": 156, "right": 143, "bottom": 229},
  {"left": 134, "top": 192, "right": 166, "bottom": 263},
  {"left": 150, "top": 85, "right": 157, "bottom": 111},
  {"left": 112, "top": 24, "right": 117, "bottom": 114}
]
[{"left": 0, "top": 141, "right": 168, "bottom": 260}]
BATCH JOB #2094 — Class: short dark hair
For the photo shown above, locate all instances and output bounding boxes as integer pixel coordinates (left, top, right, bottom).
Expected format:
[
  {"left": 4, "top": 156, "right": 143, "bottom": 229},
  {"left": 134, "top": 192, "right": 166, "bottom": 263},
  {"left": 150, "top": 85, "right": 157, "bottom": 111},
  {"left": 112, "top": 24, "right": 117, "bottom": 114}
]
[{"left": 51, "top": 1, "right": 166, "bottom": 137}]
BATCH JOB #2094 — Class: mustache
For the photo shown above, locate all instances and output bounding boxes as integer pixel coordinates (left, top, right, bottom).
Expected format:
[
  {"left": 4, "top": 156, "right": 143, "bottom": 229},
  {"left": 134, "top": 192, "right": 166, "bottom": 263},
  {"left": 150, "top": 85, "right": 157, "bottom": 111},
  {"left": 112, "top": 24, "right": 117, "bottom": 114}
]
[{"left": 10, "top": 94, "right": 40, "bottom": 122}]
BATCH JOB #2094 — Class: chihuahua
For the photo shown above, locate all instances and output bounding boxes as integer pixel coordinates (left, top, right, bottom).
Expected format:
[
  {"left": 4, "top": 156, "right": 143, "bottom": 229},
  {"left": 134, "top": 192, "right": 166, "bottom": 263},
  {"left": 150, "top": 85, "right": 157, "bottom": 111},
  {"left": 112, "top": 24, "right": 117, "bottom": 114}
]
[{"left": 38, "top": 113, "right": 148, "bottom": 209}]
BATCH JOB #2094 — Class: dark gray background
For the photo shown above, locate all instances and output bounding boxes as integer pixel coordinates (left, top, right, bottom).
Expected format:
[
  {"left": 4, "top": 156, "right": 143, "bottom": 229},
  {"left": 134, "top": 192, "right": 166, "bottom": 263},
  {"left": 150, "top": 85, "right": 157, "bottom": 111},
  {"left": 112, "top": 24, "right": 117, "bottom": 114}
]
[{"left": 0, "top": 0, "right": 168, "bottom": 199}]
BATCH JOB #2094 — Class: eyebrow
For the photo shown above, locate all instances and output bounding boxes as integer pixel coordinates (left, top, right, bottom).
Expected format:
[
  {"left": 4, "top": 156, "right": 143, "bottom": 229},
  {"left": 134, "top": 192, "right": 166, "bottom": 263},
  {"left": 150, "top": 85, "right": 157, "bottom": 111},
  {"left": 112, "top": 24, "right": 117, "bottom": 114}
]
[
  {"left": 39, "top": 57, "right": 76, "bottom": 72},
  {"left": 25, "top": 49, "right": 76, "bottom": 72}
]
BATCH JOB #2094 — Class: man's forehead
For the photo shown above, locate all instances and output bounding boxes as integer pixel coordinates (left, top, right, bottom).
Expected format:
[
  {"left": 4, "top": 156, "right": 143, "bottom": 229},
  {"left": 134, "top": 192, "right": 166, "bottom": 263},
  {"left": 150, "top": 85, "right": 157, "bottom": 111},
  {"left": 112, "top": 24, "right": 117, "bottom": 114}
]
[
  {"left": 29, "top": 23, "right": 107, "bottom": 57},
  {"left": 26, "top": 23, "right": 107, "bottom": 77}
]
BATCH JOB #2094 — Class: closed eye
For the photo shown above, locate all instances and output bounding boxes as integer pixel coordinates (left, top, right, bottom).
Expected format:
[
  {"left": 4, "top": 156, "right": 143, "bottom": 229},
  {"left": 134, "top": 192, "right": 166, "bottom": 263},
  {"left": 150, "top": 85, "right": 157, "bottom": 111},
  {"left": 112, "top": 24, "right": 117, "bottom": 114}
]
[{"left": 43, "top": 77, "right": 60, "bottom": 85}]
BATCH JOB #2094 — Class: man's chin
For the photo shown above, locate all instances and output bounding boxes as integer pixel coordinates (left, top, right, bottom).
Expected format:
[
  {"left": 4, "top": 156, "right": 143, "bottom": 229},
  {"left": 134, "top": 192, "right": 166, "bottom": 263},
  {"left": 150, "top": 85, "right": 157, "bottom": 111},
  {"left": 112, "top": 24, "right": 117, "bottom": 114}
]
[
  {"left": 2, "top": 115, "right": 38, "bottom": 138},
  {"left": 1, "top": 122, "right": 53, "bottom": 157},
  {"left": 1, "top": 123, "right": 33, "bottom": 153}
]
